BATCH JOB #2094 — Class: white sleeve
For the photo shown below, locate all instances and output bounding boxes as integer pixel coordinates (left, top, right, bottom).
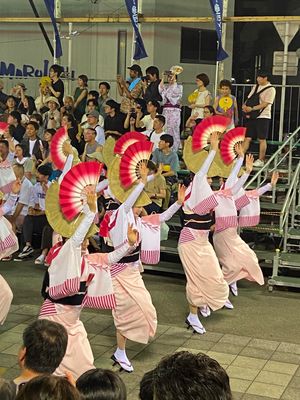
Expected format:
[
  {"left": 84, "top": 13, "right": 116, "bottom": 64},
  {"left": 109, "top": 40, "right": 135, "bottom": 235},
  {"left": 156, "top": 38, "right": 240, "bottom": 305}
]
[
  {"left": 123, "top": 182, "right": 145, "bottom": 214},
  {"left": 159, "top": 201, "right": 181, "bottom": 223},
  {"left": 107, "top": 242, "right": 132, "bottom": 264},
  {"left": 96, "top": 179, "right": 109, "bottom": 193},
  {"left": 225, "top": 157, "right": 244, "bottom": 189},
  {"left": 196, "top": 150, "right": 216, "bottom": 177},
  {"left": 1, "top": 194, "right": 18, "bottom": 216},
  {"left": 70, "top": 206, "right": 96, "bottom": 248},
  {"left": 58, "top": 154, "right": 74, "bottom": 184},
  {"left": 231, "top": 173, "right": 250, "bottom": 195}
]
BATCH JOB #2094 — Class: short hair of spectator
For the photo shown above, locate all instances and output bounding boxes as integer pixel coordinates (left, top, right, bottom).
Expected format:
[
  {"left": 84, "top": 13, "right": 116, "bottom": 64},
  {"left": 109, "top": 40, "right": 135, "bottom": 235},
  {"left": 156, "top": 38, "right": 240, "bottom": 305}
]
[
  {"left": 86, "top": 128, "right": 96, "bottom": 136},
  {"left": 27, "top": 121, "right": 39, "bottom": 132},
  {"left": 153, "top": 351, "right": 232, "bottom": 400},
  {"left": 145, "top": 66, "right": 160, "bottom": 79},
  {"left": 15, "top": 375, "right": 80, "bottom": 400},
  {"left": 50, "top": 64, "right": 63, "bottom": 77},
  {"left": 105, "top": 100, "right": 120, "bottom": 112},
  {"left": 139, "top": 370, "right": 155, "bottom": 400},
  {"left": 77, "top": 368, "right": 127, "bottom": 400},
  {"left": 155, "top": 115, "right": 165, "bottom": 126},
  {"left": 99, "top": 81, "right": 111, "bottom": 91},
  {"left": 64, "top": 113, "right": 76, "bottom": 127},
  {"left": 196, "top": 73, "right": 210, "bottom": 87},
  {"left": 7, "top": 96, "right": 16, "bottom": 104},
  {"left": 22, "top": 320, "right": 67, "bottom": 374},
  {"left": 146, "top": 160, "right": 158, "bottom": 173},
  {"left": 9, "top": 110, "right": 22, "bottom": 123},
  {"left": 30, "top": 113, "right": 44, "bottom": 126},
  {"left": 37, "top": 165, "right": 53, "bottom": 178},
  {"left": 88, "top": 90, "right": 99, "bottom": 101},
  {"left": 204, "top": 105, "right": 216, "bottom": 115},
  {"left": 0, "top": 139, "right": 9, "bottom": 149},
  {"left": 0, "top": 378, "right": 16, "bottom": 400},
  {"left": 257, "top": 70, "right": 269, "bottom": 79},
  {"left": 44, "top": 128, "right": 56, "bottom": 137},
  {"left": 219, "top": 79, "right": 232, "bottom": 90},
  {"left": 160, "top": 134, "right": 173, "bottom": 148},
  {"left": 15, "top": 143, "right": 28, "bottom": 157},
  {"left": 78, "top": 74, "right": 88, "bottom": 86},
  {"left": 149, "top": 100, "right": 160, "bottom": 111},
  {"left": 87, "top": 99, "right": 98, "bottom": 107},
  {"left": 13, "top": 163, "right": 25, "bottom": 177}
]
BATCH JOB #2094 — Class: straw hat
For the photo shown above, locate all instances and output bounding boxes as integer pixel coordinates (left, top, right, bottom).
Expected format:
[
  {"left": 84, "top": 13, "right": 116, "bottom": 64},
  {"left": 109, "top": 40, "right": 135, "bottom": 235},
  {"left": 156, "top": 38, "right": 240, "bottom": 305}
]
[{"left": 46, "top": 96, "right": 60, "bottom": 106}]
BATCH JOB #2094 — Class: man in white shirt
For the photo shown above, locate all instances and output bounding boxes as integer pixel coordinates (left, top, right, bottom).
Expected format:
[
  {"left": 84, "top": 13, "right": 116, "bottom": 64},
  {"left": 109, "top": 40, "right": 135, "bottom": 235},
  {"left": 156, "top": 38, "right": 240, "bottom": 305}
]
[
  {"left": 242, "top": 71, "right": 276, "bottom": 167},
  {"left": 136, "top": 100, "right": 160, "bottom": 132},
  {"left": 146, "top": 115, "right": 166, "bottom": 150},
  {"left": 86, "top": 110, "right": 105, "bottom": 146}
]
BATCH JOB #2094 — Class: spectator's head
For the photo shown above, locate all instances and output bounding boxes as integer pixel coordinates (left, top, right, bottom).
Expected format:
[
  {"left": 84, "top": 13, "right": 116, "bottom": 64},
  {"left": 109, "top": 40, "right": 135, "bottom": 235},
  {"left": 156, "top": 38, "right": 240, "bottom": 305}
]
[
  {"left": 49, "top": 64, "right": 63, "bottom": 79},
  {"left": 219, "top": 80, "right": 232, "bottom": 96},
  {"left": 84, "top": 128, "right": 97, "bottom": 143},
  {"left": 15, "top": 375, "right": 80, "bottom": 400},
  {"left": 147, "top": 100, "right": 160, "bottom": 115},
  {"left": 256, "top": 70, "right": 270, "bottom": 85},
  {"left": 30, "top": 113, "right": 43, "bottom": 127},
  {"left": 153, "top": 115, "right": 165, "bottom": 132},
  {"left": 15, "top": 144, "right": 28, "bottom": 159},
  {"left": 104, "top": 100, "right": 120, "bottom": 115},
  {"left": 44, "top": 128, "right": 56, "bottom": 142},
  {"left": 88, "top": 90, "right": 99, "bottom": 101},
  {"left": 158, "top": 134, "right": 174, "bottom": 150},
  {"left": 0, "top": 378, "right": 16, "bottom": 400},
  {"left": 62, "top": 113, "right": 75, "bottom": 129},
  {"left": 46, "top": 97, "right": 59, "bottom": 111},
  {"left": 153, "top": 351, "right": 232, "bottom": 400},
  {"left": 145, "top": 66, "right": 160, "bottom": 82},
  {"left": 87, "top": 99, "right": 98, "bottom": 113},
  {"left": 25, "top": 121, "right": 39, "bottom": 140},
  {"left": 127, "top": 64, "right": 142, "bottom": 79},
  {"left": 78, "top": 74, "right": 88, "bottom": 87},
  {"left": 6, "top": 96, "right": 16, "bottom": 110},
  {"left": 0, "top": 139, "right": 9, "bottom": 160},
  {"left": 87, "top": 110, "right": 100, "bottom": 127},
  {"left": 203, "top": 105, "right": 216, "bottom": 118},
  {"left": 13, "top": 163, "right": 25, "bottom": 179},
  {"left": 18, "top": 320, "right": 67, "bottom": 375},
  {"left": 196, "top": 73, "right": 210, "bottom": 88},
  {"left": 99, "top": 82, "right": 110, "bottom": 96},
  {"left": 146, "top": 160, "right": 158, "bottom": 174},
  {"left": 139, "top": 370, "right": 155, "bottom": 400},
  {"left": 36, "top": 165, "right": 53, "bottom": 183},
  {"left": 77, "top": 368, "right": 127, "bottom": 400},
  {"left": 64, "top": 96, "right": 74, "bottom": 109},
  {"left": 8, "top": 110, "right": 22, "bottom": 126}
]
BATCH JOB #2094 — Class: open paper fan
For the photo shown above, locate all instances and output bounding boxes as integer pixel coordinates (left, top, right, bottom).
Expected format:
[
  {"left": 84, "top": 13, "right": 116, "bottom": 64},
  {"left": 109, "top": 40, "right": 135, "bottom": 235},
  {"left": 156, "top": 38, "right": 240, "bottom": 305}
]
[
  {"left": 59, "top": 161, "right": 103, "bottom": 221},
  {"left": 102, "top": 136, "right": 116, "bottom": 168},
  {"left": 50, "top": 127, "right": 69, "bottom": 170},
  {"left": 192, "top": 115, "right": 230, "bottom": 152},
  {"left": 120, "top": 141, "right": 153, "bottom": 188},
  {"left": 220, "top": 127, "right": 246, "bottom": 165},
  {"left": 114, "top": 131, "right": 147, "bottom": 155},
  {"left": 0, "top": 122, "right": 8, "bottom": 136},
  {"left": 108, "top": 157, "right": 151, "bottom": 207},
  {"left": 46, "top": 181, "right": 98, "bottom": 238}
]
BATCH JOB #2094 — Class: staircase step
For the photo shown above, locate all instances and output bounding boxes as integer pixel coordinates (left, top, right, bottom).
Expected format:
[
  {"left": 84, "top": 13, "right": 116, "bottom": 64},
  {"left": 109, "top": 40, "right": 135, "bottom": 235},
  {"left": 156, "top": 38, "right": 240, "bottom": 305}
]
[
  {"left": 280, "top": 252, "right": 300, "bottom": 267},
  {"left": 260, "top": 202, "right": 282, "bottom": 211},
  {"left": 268, "top": 275, "right": 300, "bottom": 289},
  {"left": 241, "top": 224, "right": 282, "bottom": 234},
  {"left": 287, "top": 228, "right": 300, "bottom": 239}
]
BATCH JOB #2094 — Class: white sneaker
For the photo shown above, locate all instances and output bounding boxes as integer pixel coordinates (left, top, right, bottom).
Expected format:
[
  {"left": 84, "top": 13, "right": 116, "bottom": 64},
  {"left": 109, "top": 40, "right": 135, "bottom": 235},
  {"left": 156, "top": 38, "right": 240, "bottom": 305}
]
[{"left": 253, "top": 159, "right": 265, "bottom": 168}]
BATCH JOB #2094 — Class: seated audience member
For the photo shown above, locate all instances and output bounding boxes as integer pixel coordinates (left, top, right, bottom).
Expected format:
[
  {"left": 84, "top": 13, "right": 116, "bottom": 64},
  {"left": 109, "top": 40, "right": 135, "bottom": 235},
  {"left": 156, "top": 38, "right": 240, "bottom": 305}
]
[
  {"left": 0, "top": 378, "right": 16, "bottom": 400},
  {"left": 185, "top": 105, "right": 216, "bottom": 131},
  {"left": 18, "top": 96, "right": 36, "bottom": 123},
  {"left": 142, "top": 66, "right": 162, "bottom": 104},
  {"left": 117, "top": 65, "right": 143, "bottom": 114},
  {"left": 5, "top": 164, "right": 33, "bottom": 235},
  {"left": 15, "top": 376, "right": 80, "bottom": 400},
  {"left": 144, "top": 161, "right": 166, "bottom": 214},
  {"left": 12, "top": 144, "right": 34, "bottom": 182},
  {"left": 43, "top": 97, "right": 61, "bottom": 129},
  {"left": 146, "top": 351, "right": 232, "bottom": 400},
  {"left": 86, "top": 110, "right": 105, "bottom": 145},
  {"left": 30, "top": 113, "right": 45, "bottom": 138},
  {"left": 77, "top": 369, "right": 127, "bottom": 400},
  {"left": 87, "top": 90, "right": 99, "bottom": 104},
  {"left": 139, "top": 370, "right": 155, "bottom": 400},
  {"left": 98, "top": 81, "right": 111, "bottom": 119},
  {"left": 7, "top": 111, "right": 26, "bottom": 142},
  {"left": 62, "top": 113, "right": 84, "bottom": 156},
  {"left": 81, "top": 99, "right": 104, "bottom": 129},
  {"left": 81, "top": 128, "right": 103, "bottom": 162},
  {"left": 5, "top": 96, "right": 17, "bottom": 115},
  {"left": 60, "top": 96, "right": 75, "bottom": 119},
  {"left": 152, "top": 134, "right": 180, "bottom": 209},
  {"left": 13, "top": 320, "right": 68, "bottom": 390},
  {"left": 21, "top": 121, "right": 46, "bottom": 164},
  {"left": 11, "top": 83, "right": 35, "bottom": 114},
  {"left": 0, "top": 140, "right": 12, "bottom": 163},
  {"left": 146, "top": 115, "right": 166, "bottom": 150},
  {"left": 35, "top": 84, "right": 51, "bottom": 113},
  {"left": 48, "top": 64, "right": 65, "bottom": 107},
  {"left": 14, "top": 164, "right": 53, "bottom": 264},
  {"left": 0, "top": 79, "right": 8, "bottom": 113},
  {"left": 3, "top": 125, "right": 19, "bottom": 158},
  {"left": 104, "top": 100, "right": 126, "bottom": 138},
  {"left": 136, "top": 100, "right": 160, "bottom": 132},
  {"left": 40, "top": 128, "right": 55, "bottom": 163}
]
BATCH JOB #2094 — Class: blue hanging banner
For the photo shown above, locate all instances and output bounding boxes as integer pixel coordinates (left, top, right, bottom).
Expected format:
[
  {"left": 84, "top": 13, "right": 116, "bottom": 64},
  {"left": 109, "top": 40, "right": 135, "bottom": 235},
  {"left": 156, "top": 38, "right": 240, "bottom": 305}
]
[
  {"left": 209, "top": 0, "right": 229, "bottom": 62},
  {"left": 125, "top": 0, "right": 148, "bottom": 60},
  {"left": 44, "top": 0, "right": 63, "bottom": 58}
]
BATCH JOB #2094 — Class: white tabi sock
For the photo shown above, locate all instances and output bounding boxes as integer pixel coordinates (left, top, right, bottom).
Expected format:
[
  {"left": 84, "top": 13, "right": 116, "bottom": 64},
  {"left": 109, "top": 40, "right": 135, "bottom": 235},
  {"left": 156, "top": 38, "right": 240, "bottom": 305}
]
[
  {"left": 187, "top": 313, "right": 206, "bottom": 334},
  {"left": 114, "top": 348, "right": 134, "bottom": 372}
]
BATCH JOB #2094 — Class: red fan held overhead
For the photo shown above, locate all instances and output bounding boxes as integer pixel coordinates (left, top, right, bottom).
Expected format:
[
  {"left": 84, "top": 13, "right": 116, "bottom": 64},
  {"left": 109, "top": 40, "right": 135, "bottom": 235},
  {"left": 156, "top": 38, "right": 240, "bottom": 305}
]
[
  {"left": 0, "top": 122, "right": 8, "bottom": 136},
  {"left": 220, "top": 127, "right": 247, "bottom": 165},
  {"left": 50, "top": 127, "right": 69, "bottom": 170},
  {"left": 59, "top": 161, "right": 103, "bottom": 221},
  {"left": 114, "top": 131, "right": 147, "bottom": 155},
  {"left": 192, "top": 115, "right": 230, "bottom": 152},
  {"left": 120, "top": 141, "right": 153, "bottom": 188}
]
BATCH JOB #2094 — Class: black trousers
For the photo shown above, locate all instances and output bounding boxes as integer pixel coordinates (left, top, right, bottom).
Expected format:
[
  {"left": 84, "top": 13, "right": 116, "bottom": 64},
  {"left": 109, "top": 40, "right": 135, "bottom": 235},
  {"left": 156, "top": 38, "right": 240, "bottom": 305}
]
[{"left": 22, "top": 214, "right": 53, "bottom": 250}]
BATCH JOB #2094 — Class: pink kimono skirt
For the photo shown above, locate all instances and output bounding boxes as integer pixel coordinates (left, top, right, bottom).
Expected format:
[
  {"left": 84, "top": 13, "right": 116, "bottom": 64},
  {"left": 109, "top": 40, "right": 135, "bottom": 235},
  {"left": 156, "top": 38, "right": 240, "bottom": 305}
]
[
  {"left": 112, "top": 264, "right": 157, "bottom": 344},
  {"left": 213, "top": 228, "right": 264, "bottom": 285},
  {"left": 39, "top": 303, "right": 94, "bottom": 379},
  {"left": 0, "top": 275, "right": 13, "bottom": 325},
  {"left": 178, "top": 230, "right": 229, "bottom": 310},
  {"left": 0, "top": 217, "right": 18, "bottom": 259}
]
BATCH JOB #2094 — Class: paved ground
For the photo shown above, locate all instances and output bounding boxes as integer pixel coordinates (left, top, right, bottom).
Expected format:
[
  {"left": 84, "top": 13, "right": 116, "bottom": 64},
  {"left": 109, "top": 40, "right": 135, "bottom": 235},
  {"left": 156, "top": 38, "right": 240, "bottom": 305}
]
[{"left": 0, "top": 259, "right": 300, "bottom": 399}]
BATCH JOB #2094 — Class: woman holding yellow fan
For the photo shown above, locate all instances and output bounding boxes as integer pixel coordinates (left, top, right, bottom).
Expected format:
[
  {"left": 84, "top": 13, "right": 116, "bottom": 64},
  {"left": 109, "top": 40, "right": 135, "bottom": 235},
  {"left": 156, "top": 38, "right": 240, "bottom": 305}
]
[
  {"left": 188, "top": 73, "right": 211, "bottom": 121},
  {"left": 213, "top": 79, "right": 238, "bottom": 130}
]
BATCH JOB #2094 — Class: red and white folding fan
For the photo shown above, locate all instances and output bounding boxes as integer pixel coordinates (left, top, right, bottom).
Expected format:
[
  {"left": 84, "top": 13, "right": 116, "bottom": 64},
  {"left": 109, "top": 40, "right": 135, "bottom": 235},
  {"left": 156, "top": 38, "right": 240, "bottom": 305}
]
[
  {"left": 220, "top": 127, "right": 247, "bottom": 165},
  {"left": 192, "top": 115, "right": 230, "bottom": 152},
  {"left": 59, "top": 161, "right": 103, "bottom": 221},
  {"left": 0, "top": 122, "right": 8, "bottom": 136},
  {"left": 50, "top": 127, "right": 69, "bottom": 170},
  {"left": 120, "top": 141, "right": 153, "bottom": 188},
  {"left": 114, "top": 131, "right": 147, "bottom": 155}
]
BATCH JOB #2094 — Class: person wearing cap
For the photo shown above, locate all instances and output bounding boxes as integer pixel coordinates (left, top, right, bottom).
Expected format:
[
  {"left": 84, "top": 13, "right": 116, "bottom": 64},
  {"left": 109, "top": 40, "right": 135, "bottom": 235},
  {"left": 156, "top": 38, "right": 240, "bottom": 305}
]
[
  {"left": 117, "top": 64, "right": 143, "bottom": 114},
  {"left": 86, "top": 110, "right": 105, "bottom": 145},
  {"left": 242, "top": 70, "right": 276, "bottom": 167},
  {"left": 81, "top": 127, "right": 103, "bottom": 162},
  {"left": 43, "top": 97, "right": 61, "bottom": 129},
  {"left": 81, "top": 99, "right": 104, "bottom": 129},
  {"left": 104, "top": 100, "right": 126, "bottom": 138}
]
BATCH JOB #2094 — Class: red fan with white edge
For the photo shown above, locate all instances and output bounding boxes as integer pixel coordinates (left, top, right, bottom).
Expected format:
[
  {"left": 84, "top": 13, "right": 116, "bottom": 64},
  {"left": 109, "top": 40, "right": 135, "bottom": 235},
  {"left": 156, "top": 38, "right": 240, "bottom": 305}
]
[
  {"left": 120, "top": 141, "right": 154, "bottom": 188},
  {"left": 0, "top": 122, "right": 9, "bottom": 136},
  {"left": 192, "top": 115, "right": 230, "bottom": 152},
  {"left": 220, "top": 127, "right": 247, "bottom": 165},
  {"left": 59, "top": 161, "right": 103, "bottom": 221},
  {"left": 50, "top": 127, "right": 69, "bottom": 170},
  {"left": 114, "top": 131, "right": 147, "bottom": 155}
]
